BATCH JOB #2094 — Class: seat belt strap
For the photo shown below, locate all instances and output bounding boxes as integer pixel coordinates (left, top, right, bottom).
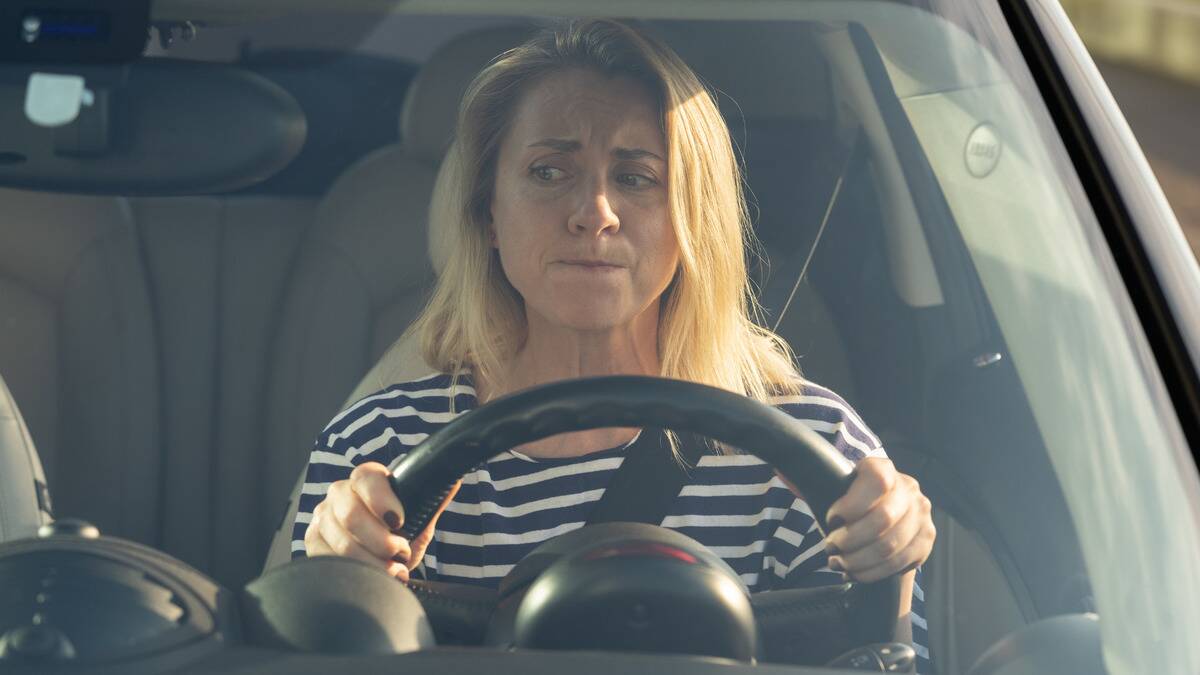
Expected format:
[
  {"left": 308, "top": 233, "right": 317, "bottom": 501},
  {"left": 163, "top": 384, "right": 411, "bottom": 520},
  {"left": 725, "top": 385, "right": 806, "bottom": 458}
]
[
  {"left": 762, "top": 128, "right": 867, "bottom": 332},
  {"left": 586, "top": 428, "right": 706, "bottom": 526}
]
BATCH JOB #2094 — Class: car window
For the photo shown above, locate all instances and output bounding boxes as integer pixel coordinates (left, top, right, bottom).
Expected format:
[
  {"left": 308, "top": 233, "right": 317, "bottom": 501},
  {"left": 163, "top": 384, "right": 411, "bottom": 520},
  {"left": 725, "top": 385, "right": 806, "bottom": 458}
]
[
  {"left": 874, "top": 4, "right": 1200, "bottom": 673},
  {"left": 1, "top": 1, "right": 1198, "bottom": 673}
]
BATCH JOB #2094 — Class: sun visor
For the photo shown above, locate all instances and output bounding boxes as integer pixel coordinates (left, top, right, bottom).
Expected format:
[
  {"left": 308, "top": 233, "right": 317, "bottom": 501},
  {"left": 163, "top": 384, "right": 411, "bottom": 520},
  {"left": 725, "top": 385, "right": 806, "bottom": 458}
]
[{"left": 0, "top": 60, "right": 306, "bottom": 195}]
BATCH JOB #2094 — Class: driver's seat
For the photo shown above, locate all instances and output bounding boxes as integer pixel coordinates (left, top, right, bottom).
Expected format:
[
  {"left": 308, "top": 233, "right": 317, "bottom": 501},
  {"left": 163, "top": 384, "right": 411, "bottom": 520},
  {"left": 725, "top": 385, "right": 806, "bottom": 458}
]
[
  {"left": 259, "top": 136, "right": 465, "bottom": 572},
  {"left": 260, "top": 25, "right": 534, "bottom": 571},
  {"left": 0, "top": 370, "right": 52, "bottom": 542}
]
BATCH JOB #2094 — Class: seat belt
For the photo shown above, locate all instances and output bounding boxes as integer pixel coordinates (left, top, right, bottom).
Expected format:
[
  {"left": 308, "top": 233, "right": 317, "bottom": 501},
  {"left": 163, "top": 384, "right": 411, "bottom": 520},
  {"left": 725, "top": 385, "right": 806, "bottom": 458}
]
[
  {"left": 410, "top": 429, "right": 706, "bottom": 581},
  {"left": 761, "top": 128, "right": 867, "bottom": 332},
  {"left": 586, "top": 429, "right": 706, "bottom": 526}
]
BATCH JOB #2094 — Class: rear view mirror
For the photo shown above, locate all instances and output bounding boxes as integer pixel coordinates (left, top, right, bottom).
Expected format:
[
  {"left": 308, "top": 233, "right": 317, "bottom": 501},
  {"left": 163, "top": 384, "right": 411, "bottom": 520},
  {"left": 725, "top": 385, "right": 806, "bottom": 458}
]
[{"left": 0, "top": 61, "right": 307, "bottom": 195}]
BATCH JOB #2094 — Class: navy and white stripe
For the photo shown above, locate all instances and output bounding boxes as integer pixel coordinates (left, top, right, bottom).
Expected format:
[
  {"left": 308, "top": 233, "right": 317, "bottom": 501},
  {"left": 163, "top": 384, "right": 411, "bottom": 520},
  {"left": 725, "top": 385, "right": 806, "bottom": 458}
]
[{"left": 294, "top": 372, "right": 929, "bottom": 670}]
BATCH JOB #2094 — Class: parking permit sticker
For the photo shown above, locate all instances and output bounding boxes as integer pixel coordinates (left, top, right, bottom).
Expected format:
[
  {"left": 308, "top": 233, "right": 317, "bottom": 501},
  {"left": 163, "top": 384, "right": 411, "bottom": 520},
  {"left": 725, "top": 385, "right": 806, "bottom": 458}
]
[
  {"left": 24, "top": 72, "right": 95, "bottom": 127},
  {"left": 965, "top": 122, "right": 1002, "bottom": 178}
]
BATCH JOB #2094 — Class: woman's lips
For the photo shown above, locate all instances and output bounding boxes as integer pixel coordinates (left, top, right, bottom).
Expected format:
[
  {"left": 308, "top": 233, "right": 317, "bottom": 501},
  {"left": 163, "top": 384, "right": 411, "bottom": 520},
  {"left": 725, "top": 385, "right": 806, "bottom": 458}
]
[{"left": 558, "top": 259, "right": 624, "bottom": 270}]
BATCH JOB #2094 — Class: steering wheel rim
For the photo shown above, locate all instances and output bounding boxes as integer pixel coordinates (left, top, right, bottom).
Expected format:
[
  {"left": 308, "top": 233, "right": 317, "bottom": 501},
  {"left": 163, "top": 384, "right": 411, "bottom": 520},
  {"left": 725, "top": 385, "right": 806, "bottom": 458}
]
[{"left": 388, "top": 375, "right": 902, "bottom": 652}]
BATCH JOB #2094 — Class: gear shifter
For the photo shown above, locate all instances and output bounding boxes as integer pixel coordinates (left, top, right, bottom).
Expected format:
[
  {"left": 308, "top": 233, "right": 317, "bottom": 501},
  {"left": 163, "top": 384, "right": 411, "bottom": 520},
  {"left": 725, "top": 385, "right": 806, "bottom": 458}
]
[{"left": 827, "top": 642, "right": 916, "bottom": 671}]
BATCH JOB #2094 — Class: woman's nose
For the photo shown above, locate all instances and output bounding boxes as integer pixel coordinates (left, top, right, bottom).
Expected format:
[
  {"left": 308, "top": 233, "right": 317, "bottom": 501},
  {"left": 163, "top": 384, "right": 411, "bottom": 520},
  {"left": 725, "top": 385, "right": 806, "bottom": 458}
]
[{"left": 567, "top": 178, "right": 620, "bottom": 235}]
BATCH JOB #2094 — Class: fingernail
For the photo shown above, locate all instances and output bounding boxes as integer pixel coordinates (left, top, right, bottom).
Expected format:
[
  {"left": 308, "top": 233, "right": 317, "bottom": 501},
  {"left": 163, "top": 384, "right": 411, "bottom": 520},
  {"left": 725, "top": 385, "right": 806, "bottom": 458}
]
[
  {"left": 828, "top": 556, "right": 845, "bottom": 572},
  {"left": 827, "top": 516, "right": 846, "bottom": 531},
  {"left": 384, "top": 511, "right": 402, "bottom": 531}
]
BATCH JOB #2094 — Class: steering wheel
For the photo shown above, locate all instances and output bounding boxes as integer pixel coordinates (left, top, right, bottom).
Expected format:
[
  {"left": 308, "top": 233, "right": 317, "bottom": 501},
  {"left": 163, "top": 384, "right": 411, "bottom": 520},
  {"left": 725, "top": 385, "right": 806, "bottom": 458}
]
[{"left": 387, "top": 375, "right": 903, "bottom": 665}]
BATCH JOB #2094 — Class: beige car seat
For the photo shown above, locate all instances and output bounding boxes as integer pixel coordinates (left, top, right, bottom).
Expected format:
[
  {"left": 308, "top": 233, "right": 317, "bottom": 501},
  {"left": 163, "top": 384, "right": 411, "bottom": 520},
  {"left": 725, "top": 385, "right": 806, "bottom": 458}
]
[
  {"left": 261, "top": 26, "right": 533, "bottom": 571},
  {"left": 0, "top": 371, "right": 52, "bottom": 542},
  {"left": 0, "top": 190, "right": 160, "bottom": 545}
]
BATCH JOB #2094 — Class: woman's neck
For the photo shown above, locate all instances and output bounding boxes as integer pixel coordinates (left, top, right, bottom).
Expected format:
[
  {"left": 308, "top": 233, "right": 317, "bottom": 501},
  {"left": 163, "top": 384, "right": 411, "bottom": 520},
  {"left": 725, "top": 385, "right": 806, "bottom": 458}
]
[
  {"left": 475, "top": 303, "right": 661, "bottom": 459},
  {"left": 508, "top": 327, "right": 660, "bottom": 393}
]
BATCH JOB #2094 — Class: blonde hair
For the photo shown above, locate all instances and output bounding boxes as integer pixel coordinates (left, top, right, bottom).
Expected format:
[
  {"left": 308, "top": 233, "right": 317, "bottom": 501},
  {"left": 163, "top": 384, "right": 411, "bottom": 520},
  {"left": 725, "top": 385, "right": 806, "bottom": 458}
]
[{"left": 410, "top": 18, "right": 804, "bottom": 412}]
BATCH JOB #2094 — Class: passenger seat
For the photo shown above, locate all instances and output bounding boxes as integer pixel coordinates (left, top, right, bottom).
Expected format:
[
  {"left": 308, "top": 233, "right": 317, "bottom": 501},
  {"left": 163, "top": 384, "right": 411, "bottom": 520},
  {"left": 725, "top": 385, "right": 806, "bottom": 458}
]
[
  {"left": 0, "top": 190, "right": 160, "bottom": 544},
  {"left": 0, "top": 370, "right": 51, "bottom": 541}
]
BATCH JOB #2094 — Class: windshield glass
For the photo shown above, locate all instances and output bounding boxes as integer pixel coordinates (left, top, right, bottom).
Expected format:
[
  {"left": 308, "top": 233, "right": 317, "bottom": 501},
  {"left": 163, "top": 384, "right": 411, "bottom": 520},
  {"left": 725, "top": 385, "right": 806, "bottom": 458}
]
[{"left": 1, "top": 1, "right": 1198, "bottom": 673}]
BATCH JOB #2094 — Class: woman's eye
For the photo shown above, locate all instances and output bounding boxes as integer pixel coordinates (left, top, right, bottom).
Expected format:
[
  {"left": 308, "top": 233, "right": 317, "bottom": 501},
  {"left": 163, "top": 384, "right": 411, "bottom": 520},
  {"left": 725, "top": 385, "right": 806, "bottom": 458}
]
[
  {"left": 617, "top": 173, "right": 656, "bottom": 188},
  {"left": 530, "top": 165, "right": 566, "bottom": 182}
]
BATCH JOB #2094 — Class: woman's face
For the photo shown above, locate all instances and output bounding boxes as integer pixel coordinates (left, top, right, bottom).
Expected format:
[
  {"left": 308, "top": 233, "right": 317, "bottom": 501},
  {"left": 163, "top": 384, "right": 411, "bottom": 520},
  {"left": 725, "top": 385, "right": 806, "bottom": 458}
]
[{"left": 489, "top": 68, "right": 679, "bottom": 333}]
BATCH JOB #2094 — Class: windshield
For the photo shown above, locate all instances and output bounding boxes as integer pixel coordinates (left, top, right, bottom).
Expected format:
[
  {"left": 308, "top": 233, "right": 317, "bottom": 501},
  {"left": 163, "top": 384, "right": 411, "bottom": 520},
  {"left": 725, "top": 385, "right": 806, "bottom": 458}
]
[{"left": 1, "top": 1, "right": 1198, "bottom": 673}]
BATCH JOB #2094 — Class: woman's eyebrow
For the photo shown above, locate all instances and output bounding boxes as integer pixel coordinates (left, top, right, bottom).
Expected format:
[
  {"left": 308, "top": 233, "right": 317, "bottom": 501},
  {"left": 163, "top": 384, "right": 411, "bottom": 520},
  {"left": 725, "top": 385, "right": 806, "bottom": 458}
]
[
  {"left": 613, "top": 147, "right": 664, "bottom": 162},
  {"left": 528, "top": 138, "right": 581, "bottom": 152},
  {"left": 528, "top": 138, "right": 663, "bottom": 163}
]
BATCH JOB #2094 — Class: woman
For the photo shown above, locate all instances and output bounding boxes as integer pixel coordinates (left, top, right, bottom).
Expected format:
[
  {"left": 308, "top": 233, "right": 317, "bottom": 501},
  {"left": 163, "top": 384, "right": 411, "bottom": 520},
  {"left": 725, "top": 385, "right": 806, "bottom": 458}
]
[{"left": 295, "top": 18, "right": 935, "bottom": 667}]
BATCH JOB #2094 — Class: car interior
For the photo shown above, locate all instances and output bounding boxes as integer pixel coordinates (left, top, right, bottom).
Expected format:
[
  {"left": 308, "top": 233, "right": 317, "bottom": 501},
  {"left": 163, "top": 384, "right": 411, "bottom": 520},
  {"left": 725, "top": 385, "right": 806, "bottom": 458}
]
[{"left": 0, "top": 7, "right": 1098, "bottom": 673}]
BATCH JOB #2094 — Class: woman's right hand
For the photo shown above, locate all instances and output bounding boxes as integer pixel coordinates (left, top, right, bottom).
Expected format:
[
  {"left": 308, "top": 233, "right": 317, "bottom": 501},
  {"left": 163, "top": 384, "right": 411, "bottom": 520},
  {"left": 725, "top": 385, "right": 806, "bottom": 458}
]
[{"left": 304, "top": 461, "right": 460, "bottom": 581}]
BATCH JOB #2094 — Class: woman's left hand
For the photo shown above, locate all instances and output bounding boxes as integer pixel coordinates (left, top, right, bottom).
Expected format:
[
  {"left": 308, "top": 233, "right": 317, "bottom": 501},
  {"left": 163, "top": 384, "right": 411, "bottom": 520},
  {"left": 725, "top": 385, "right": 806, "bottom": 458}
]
[{"left": 822, "top": 457, "right": 936, "bottom": 583}]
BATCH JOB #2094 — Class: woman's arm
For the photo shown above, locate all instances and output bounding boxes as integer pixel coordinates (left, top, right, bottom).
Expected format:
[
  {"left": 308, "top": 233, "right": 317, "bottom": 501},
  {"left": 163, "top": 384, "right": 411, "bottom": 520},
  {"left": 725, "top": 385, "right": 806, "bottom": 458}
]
[{"left": 770, "top": 386, "right": 934, "bottom": 670}]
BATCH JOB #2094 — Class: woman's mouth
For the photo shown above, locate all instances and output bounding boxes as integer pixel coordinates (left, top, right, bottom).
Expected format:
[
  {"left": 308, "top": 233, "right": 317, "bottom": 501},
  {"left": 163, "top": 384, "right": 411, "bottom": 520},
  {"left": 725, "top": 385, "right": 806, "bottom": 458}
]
[{"left": 558, "top": 259, "right": 624, "bottom": 270}]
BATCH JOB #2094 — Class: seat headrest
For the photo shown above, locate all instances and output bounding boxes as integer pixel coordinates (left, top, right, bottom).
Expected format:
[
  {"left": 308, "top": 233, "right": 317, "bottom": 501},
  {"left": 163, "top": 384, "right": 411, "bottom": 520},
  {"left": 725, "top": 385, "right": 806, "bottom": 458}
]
[
  {"left": 311, "top": 145, "right": 438, "bottom": 297},
  {"left": 0, "top": 189, "right": 135, "bottom": 297},
  {"left": 306, "top": 27, "right": 533, "bottom": 301},
  {"left": 399, "top": 25, "right": 535, "bottom": 166}
]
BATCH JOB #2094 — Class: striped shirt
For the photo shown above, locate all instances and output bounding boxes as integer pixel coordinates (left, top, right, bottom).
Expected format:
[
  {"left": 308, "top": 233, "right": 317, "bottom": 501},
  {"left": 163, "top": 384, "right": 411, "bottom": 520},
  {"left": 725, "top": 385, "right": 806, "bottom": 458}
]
[{"left": 294, "top": 371, "right": 929, "bottom": 669}]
